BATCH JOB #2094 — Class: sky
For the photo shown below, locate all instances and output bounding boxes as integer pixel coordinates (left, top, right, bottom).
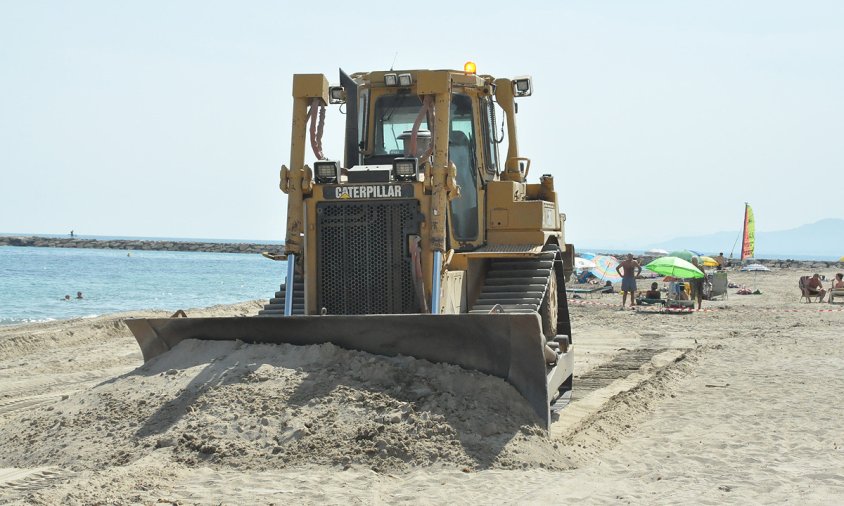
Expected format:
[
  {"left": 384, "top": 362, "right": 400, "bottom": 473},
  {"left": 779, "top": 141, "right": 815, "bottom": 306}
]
[{"left": 1, "top": 1, "right": 842, "bottom": 250}]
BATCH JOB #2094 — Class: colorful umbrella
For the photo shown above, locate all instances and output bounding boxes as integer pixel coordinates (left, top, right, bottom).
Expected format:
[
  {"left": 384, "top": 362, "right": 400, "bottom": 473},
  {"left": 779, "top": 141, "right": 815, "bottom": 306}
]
[
  {"left": 589, "top": 255, "right": 623, "bottom": 283},
  {"left": 740, "top": 263, "right": 770, "bottom": 272},
  {"left": 645, "top": 256, "right": 704, "bottom": 279},
  {"left": 574, "top": 257, "right": 596, "bottom": 270},
  {"left": 740, "top": 263, "right": 769, "bottom": 291},
  {"left": 668, "top": 250, "right": 698, "bottom": 262},
  {"left": 839, "top": 256, "right": 844, "bottom": 262},
  {"left": 699, "top": 255, "right": 719, "bottom": 267}
]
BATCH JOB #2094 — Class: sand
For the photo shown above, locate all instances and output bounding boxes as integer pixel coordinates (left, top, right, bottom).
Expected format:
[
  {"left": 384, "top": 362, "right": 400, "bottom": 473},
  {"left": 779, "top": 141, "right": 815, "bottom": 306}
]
[{"left": 1, "top": 268, "right": 843, "bottom": 504}]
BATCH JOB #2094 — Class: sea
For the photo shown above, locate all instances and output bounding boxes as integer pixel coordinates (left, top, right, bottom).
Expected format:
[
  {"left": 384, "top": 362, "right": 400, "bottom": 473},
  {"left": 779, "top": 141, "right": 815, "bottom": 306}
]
[
  {"left": 0, "top": 244, "right": 286, "bottom": 326},
  {"left": 1, "top": 234, "right": 836, "bottom": 326}
]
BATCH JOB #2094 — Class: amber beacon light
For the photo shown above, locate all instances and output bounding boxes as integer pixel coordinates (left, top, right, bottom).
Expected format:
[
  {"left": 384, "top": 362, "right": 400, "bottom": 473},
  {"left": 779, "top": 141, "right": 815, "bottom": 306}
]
[{"left": 463, "top": 61, "right": 477, "bottom": 74}]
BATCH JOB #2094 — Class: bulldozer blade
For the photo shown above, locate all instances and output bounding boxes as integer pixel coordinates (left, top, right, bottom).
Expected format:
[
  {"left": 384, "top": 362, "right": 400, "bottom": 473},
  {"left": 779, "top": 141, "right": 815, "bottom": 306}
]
[{"left": 125, "top": 313, "right": 572, "bottom": 429}]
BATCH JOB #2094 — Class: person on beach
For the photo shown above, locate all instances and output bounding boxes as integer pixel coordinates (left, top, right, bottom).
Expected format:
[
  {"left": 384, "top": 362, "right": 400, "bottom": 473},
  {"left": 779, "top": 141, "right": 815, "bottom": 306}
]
[
  {"left": 714, "top": 252, "right": 726, "bottom": 270},
  {"left": 76, "top": 292, "right": 84, "bottom": 299},
  {"left": 576, "top": 270, "right": 594, "bottom": 284},
  {"left": 645, "top": 282, "right": 661, "bottom": 299},
  {"left": 806, "top": 274, "right": 826, "bottom": 301},
  {"left": 690, "top": 257, "right": 705, "bottom": 310},
  {"left": 833, "top": 273, "right": 844, "bottom": 289},
  {"left": 615, "top": 253, "right": 641, "bottom": 308}
]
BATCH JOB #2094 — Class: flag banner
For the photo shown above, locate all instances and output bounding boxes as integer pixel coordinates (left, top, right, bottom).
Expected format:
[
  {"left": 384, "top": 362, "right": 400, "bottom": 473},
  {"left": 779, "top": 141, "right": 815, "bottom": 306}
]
[{"left": 741, "top": 204, "right": 755, "bottom": 259}]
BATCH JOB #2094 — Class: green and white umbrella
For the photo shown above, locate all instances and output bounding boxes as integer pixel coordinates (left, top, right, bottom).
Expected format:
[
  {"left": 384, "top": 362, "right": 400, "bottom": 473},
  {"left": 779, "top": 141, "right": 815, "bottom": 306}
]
[
  {"left": 645, "top": 256, "right": 704, "bottom": 279},
  {"left": 667, "top": 250, "right": 698, "bottom": 263}
]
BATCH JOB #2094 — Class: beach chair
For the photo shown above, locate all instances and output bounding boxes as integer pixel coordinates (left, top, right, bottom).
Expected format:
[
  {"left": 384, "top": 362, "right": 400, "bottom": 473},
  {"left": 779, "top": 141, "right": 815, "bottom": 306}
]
[
  {"left": 635, "top": 297, "right": 665, "bottom": 308},
  {"left": 665, "top": 282, "right": 695, "bottom": 309},
  {"left": 799, "top": 276, "right": 823, "bottom": 303},
  {"left": 567, "top": 285, "right": 605, "bottom": 299},
  {"left": 705, "top": 271, "right": 728, "bottom": 300},
  {"left": 829, "top": 287, "right": 844, "bottom": 304}
]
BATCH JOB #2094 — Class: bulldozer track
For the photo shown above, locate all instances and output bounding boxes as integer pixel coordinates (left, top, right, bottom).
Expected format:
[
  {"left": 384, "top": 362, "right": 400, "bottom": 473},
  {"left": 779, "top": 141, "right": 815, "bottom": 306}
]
[
  {"left": 469, "top": 253, "right": 555, "bottom": 314},
  {"left": 0, "top": 394, "right": 66, "bottom": 416},
  {"left": 573, "top": 347, "right": 671, "bottom": 398},
  {"left": 0, "top": 467, "right": 75, "bottom": 494},
  {"left": 0, "top": 370, "right": 116, "bottom": 416},
  {"left": 259, "top": 276, "right": 305, "bottom": 316}
]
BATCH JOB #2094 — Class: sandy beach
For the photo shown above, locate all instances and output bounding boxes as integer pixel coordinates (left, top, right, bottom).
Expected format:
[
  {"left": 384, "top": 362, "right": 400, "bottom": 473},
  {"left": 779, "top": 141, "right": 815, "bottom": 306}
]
[{"left": 1, "top": 267, "right": 843, "bottom": 504}]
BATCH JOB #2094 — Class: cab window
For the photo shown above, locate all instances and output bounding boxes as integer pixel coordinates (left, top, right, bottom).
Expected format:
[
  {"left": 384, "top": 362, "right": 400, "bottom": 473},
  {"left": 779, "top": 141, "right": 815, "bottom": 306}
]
[
  {"left": 372, "top": 94, "right": 425, "bottom": 155},
  {"left": 480, "top": 97, "right": 499, "bottom": 175},
  {"left": 449, "top": 94, "right": 478, "bottom": 241}
]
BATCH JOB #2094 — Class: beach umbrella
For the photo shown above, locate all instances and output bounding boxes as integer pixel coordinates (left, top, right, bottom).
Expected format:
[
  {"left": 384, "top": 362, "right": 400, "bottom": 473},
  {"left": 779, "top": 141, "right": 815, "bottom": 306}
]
[
  {"left": 589, "top": 255, "right": 623, "bottom": 282},
  {"left": 645, "top": 248, "right": 669, "bottom": 256},
  {"left": 644, "top": 256, "right": 704, "bottom": 279},
  {"left": 699, "top": 255, "right": 719, "bottom": 267},
  {"left": 574, "top": 257, "right": 596, "bottom": 270},
  {"left": 839, "top": 255, "right": 844, "bottom": 262},
  {"left": 668, "top": 250, "right": 698, "bottom": 262},
  {"left": 740, "top": 263, "right": 769, "bottom": 292},
  {"left": 740, "top": 263, "right": 770, "bottom": 272}
]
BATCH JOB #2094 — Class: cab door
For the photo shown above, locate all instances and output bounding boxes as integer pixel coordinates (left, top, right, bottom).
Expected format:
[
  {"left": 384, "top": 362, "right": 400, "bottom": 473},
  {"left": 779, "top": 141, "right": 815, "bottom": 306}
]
[{"left": 447, "top": 93, "right": 482, "bottom": 249}]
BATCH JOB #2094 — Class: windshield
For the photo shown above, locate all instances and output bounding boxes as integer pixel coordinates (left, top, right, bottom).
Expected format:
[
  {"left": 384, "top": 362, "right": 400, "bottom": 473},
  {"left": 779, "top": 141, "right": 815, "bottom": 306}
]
[{"left": 373, "top": 94, "right": 426, "bottom": 155}]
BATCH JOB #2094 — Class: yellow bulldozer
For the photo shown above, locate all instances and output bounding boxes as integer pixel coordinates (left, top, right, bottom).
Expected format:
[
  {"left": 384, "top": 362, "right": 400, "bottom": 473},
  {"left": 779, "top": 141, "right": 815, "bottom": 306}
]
[{"left": 127, "top": 63, "right": 576, "bottom": 429}]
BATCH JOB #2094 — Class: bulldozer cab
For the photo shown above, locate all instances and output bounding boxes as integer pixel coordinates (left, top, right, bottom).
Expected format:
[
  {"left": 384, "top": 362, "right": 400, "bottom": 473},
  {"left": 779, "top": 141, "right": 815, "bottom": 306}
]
[{"left": 355, "top": 73, "right": 490, "bottom": 249}]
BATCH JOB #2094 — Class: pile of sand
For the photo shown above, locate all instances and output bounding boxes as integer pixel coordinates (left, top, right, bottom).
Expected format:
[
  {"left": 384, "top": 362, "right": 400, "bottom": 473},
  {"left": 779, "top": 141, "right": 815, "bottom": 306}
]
[{"left": 0, "top": 339, "right": 569, "bottom": 474}]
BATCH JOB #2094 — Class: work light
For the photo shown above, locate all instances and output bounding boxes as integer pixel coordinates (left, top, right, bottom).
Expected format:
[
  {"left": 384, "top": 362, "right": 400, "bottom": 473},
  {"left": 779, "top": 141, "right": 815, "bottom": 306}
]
[
  {"left": 512, "top": 76, "right": 532, "bottom": 97},
  {"left": 314, "top": 160, "right": 341, "bottom": 184},
  {"left": 392, "top": 158, "right": 418, "bottom": 181},
  {"left": 384, "top": 73, "right": 398, "bottom": 86},
  {"left": 398, "top": 73, "right": 412, "bottom": 87},
  {"left": 329, "top": 86, "right": 346, "bottom": 104}
]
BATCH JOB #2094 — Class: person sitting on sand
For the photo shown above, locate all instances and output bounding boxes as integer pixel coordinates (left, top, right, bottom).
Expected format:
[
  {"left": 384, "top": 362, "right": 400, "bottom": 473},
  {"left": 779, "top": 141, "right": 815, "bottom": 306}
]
[
  {"left": 576, "top": 270, "right": 594, "bottom": 284},
  {"left": 833, "top": 273, "right": 844, "bottom": 289},
  {"left": 645, "top": 282, "right": 661, "bottom": 299},
  {"left": 806, "top": 273, "right": 826, "bottom": 301}
]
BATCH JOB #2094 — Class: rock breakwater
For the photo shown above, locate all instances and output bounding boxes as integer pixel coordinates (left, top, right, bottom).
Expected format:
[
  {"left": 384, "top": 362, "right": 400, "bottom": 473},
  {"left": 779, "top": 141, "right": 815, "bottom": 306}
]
[{"left": 0, "top": 236, "right": 282, "bottom": 255}]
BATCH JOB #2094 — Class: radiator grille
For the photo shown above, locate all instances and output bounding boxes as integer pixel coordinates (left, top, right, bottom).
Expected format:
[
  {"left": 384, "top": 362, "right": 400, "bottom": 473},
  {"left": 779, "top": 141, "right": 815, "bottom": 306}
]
[{"left": 316, "top": 200, "right": 421, "bottom": 314}]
